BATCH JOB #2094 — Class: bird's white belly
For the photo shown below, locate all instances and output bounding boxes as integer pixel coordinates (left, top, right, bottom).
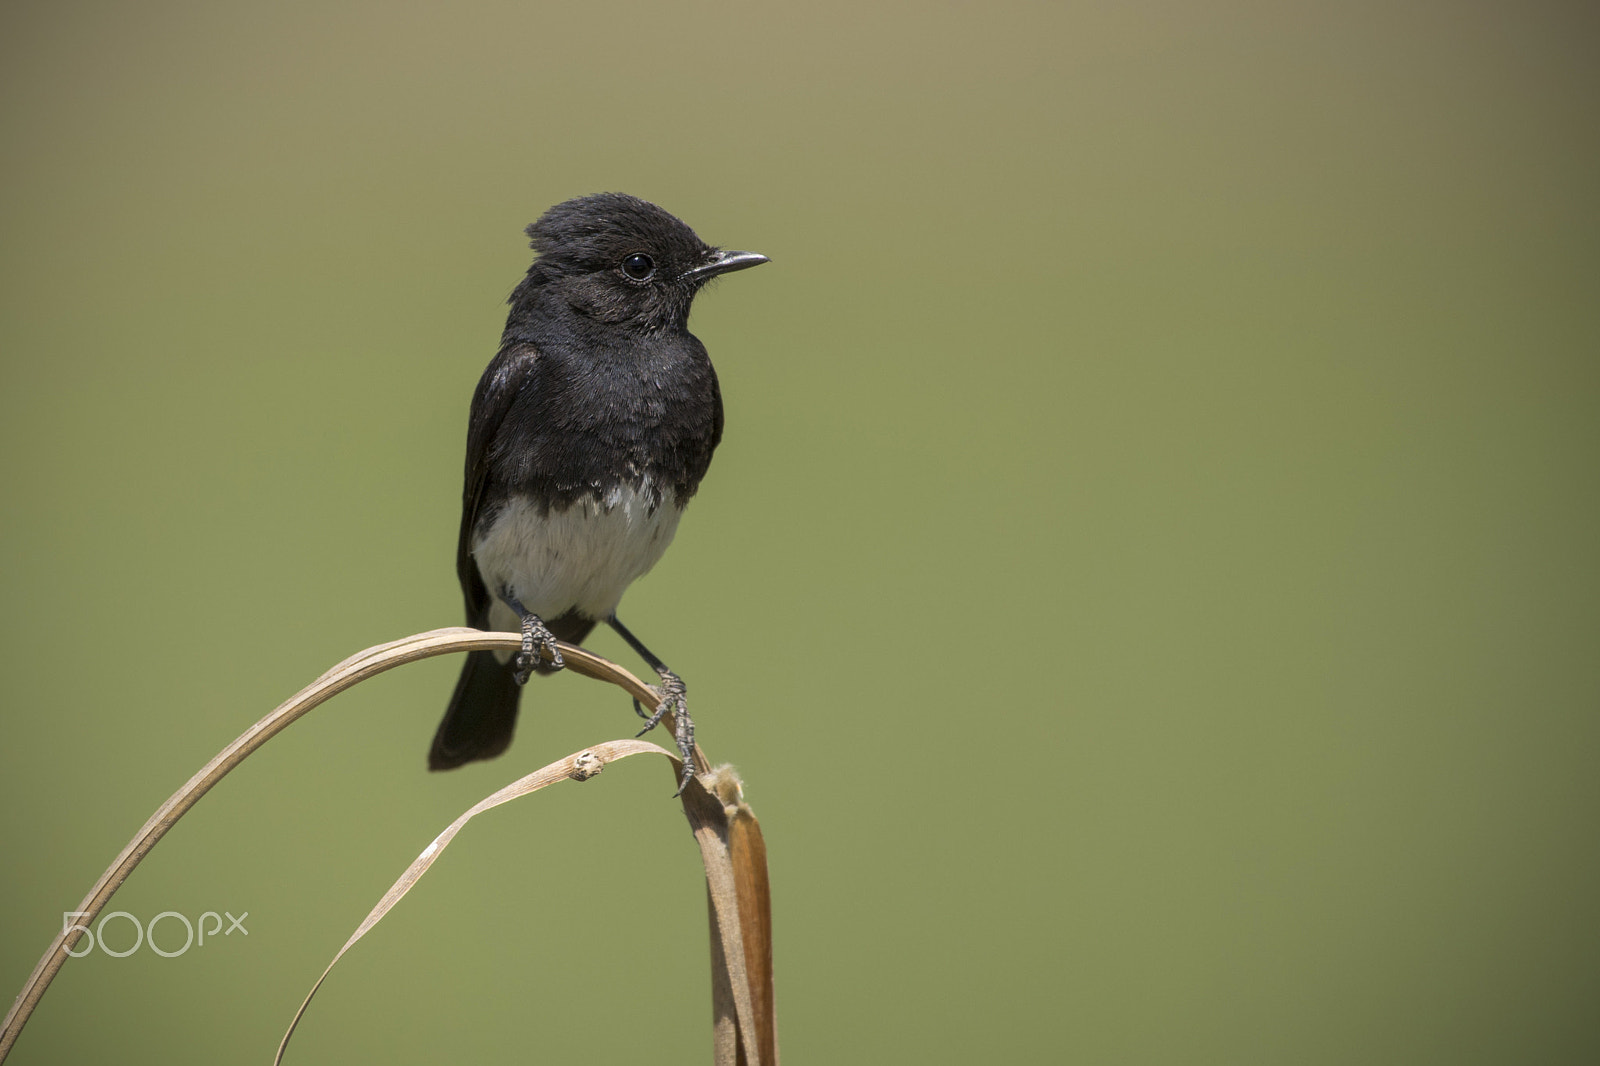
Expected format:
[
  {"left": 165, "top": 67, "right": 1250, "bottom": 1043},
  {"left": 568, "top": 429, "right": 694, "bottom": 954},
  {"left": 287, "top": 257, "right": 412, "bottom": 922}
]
[{"left": 472, "top": 480, "right": 683, "bottom": 631}]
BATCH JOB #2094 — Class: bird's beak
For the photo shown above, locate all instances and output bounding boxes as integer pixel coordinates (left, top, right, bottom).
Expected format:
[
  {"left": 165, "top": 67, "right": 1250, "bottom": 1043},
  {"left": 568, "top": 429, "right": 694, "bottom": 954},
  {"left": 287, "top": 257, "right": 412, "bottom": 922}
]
[{"left": 682, "top": 249, "right": 769, "bottom": 281}]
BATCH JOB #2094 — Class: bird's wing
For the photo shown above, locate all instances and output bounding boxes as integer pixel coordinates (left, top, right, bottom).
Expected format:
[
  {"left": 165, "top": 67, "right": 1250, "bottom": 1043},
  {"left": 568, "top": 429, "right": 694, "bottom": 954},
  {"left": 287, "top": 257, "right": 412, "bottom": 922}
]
[{"left": 456, "top": 342, "right": 541, "bottom": 626}]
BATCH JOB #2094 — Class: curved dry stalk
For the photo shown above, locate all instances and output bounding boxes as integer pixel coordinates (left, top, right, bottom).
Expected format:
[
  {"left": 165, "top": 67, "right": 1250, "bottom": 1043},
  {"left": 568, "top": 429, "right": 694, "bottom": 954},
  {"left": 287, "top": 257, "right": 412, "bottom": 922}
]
[
  {"left": 681, "top": 770, "right": 763, "bottom": 1066},
  {"left": 274, "top": 744, "right": 770, "bottom": 1065},
  {"left": 710, "top": 768, "right": 778, "bottom": 1066},
  {"left": 274, "top": 738, "right": 677, "bottom": 1064},
  {"left": 0, "top": 628, "right": 707, "bottom": 1061}
]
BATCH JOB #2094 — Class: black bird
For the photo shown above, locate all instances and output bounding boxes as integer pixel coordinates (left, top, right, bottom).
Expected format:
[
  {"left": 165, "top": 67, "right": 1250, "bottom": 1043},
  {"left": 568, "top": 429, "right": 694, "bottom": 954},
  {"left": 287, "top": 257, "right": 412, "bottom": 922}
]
[{"left": 429, "top": 193, "right": 767, "bottom": 787}]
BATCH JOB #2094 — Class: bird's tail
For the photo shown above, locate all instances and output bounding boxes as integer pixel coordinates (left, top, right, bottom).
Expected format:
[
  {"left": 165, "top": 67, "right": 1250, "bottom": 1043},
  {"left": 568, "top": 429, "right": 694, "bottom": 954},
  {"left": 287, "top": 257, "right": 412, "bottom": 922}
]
[{"left": 429, "top": 650, "right": 523, "bottom": 770}]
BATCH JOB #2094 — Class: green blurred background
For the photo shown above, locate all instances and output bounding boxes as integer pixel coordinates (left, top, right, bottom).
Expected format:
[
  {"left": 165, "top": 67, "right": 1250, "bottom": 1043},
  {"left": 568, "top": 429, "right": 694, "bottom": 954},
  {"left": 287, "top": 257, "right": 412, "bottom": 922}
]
[{"left": 3, "top": 1, "right": 1597, "bottom": 1062}]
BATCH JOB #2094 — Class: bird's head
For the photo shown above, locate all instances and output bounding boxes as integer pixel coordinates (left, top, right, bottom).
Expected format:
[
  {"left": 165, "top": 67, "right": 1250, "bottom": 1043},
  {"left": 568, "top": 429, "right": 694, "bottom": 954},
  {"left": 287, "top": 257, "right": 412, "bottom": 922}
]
[{"left": 515, "top": 192, "right": 767, "bottom": 331}]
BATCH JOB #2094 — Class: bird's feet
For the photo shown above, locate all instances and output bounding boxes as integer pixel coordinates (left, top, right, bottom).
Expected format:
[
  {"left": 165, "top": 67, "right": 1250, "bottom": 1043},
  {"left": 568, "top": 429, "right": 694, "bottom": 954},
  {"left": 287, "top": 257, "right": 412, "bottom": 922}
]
[
  {"left": 633, "top": 670, "right": 696, "bottom": 794},
  {"left": 512, "top": 612, "right": 564, "bottom": 685}
]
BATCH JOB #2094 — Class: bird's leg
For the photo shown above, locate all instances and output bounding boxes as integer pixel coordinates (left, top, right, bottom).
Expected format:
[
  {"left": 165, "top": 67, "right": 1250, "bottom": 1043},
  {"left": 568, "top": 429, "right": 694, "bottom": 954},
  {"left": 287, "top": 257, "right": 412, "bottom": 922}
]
[
  {"left": 607, "top": 614, "right": 695, "bottom": 794},
  {"left": 500, "top": 588, "right": 564, "bottom": 684}
]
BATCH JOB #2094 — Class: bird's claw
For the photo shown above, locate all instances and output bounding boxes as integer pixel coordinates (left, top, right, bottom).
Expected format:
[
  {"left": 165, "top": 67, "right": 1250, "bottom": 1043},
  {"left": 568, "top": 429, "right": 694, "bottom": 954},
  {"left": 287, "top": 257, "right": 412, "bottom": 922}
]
[
  {"left": 512, "top": 614, "right": 563, "bottom": 685},
  {"left": 633, "top": 671, "right": 696, "bottom": 795},
  {"left": 633, "top": 670, "right": 685, "bottom": 734}
]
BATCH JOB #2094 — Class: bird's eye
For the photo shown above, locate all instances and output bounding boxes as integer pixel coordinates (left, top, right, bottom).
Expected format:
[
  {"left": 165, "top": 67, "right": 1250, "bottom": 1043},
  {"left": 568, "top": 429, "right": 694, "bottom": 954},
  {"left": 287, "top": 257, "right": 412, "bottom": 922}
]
[{"left": 621, "top": 252, "right": 655, "bottom": 281}]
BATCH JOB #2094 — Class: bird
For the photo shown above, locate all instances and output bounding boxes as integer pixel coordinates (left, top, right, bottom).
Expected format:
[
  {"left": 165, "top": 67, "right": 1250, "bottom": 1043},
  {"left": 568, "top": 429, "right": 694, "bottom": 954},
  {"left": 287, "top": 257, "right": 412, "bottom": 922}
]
[{"left": 428, "top": 192, "right": 767, "bottom": 790}]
